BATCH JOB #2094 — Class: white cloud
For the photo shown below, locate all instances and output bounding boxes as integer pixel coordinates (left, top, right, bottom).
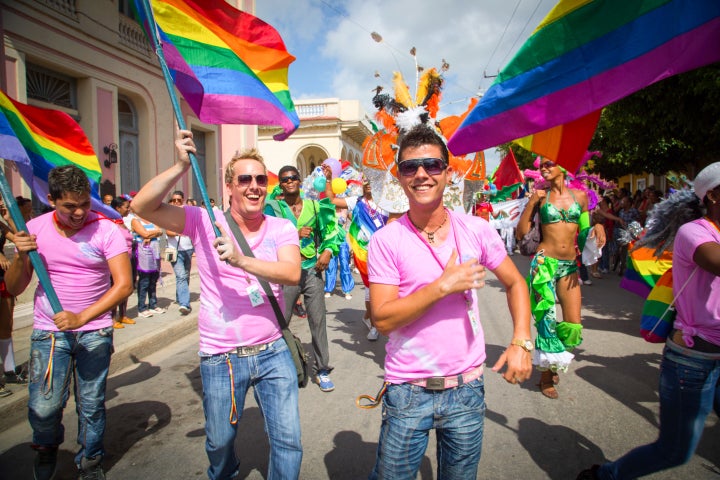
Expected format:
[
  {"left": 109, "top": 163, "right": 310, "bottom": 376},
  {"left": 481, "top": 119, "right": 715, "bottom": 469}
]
[{"left": 257, "top": 0, "right": 554, "bottom": 128}]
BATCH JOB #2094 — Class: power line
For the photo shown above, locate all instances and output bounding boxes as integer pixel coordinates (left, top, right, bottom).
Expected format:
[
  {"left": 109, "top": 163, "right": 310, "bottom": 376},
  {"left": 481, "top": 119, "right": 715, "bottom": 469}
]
[
  {"left": 482, "top": 0, "right": 521, "bottom": 80},
  {"left": 497, "top": 0, "right": 545, "bottom": 69}
]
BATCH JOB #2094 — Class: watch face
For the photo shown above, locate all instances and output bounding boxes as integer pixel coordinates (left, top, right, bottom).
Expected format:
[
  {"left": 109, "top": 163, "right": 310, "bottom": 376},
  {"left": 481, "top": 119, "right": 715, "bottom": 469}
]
[{"left": 524, "top": 340, "right": 534, "bottom": 351}]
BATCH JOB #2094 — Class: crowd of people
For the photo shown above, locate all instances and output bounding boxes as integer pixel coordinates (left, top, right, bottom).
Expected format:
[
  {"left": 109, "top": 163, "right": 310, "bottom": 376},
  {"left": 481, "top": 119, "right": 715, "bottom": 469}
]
[{"left": 0, "top": 125, "right": 717, "bottom": 480}]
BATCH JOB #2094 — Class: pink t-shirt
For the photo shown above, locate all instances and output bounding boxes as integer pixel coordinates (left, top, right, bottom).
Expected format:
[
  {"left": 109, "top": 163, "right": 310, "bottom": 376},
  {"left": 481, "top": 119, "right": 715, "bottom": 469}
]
[
  {"left": 368, "top": 211, "right": 507, "bottom": 383},
  {"left": 183, "top": 206, "right": 299, "bottom": 354},
  {"left": 29, "top": 211, "right": 129, "bottom": 331},
  {"left": 673, "top": 217, "right": 720, "bottom": 346}
]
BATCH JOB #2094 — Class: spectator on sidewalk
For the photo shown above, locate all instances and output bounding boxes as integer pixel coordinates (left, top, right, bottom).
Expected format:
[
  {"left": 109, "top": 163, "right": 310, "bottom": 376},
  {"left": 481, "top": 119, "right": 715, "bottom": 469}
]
[
  {"left": 166, "top": 190, "right": 194, "bottom": 315},
  {"left": 131, "top": 214, "right": 166, "bottom": 318},
  {"left": 110, "top": 196, "right": 135, "bottom": 328},
  {"left": 367, "top": 125, "right": 532, "bottom": 479},
  {"left": 265, "top": 165, "right": 341, "bottom": 392},
  {"left": 0, "top": 196, "right": 33, "bottom": 397},
  {"left": 131, "top": 129, "right": 302, "bottom": 480},
  {"left": 4, "top": 165, "right": 132, "bottom": 480}
]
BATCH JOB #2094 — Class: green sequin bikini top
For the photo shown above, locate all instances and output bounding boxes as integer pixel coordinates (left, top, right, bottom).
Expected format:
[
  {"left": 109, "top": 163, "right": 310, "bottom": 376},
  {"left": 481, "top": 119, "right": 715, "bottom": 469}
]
[{"left": 539, "top": 190, "right": 582, "bottom": 224}]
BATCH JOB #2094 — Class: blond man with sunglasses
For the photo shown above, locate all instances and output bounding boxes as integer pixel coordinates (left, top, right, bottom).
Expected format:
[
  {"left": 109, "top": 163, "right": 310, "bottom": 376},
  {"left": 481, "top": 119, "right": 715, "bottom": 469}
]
[{"left": 132, "top": 129, "right": 303, "bottom": 480}]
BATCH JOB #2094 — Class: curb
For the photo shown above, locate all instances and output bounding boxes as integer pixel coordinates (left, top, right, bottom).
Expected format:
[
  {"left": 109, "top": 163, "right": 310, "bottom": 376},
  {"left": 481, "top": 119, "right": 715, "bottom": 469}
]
[{"left": 0, "top": 312, "right": 198, "bottom": 428}]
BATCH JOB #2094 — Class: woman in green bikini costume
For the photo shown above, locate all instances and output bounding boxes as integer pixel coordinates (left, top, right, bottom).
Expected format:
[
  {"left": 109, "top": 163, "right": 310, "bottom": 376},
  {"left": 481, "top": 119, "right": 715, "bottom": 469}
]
[{"left": 517, "top": 158, "right": 605, "bottom": 399}]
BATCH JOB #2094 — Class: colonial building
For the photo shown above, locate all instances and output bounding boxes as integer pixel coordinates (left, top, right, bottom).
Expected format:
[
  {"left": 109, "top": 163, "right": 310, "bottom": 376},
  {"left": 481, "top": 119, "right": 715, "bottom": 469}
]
[{"left": 258, "top": 98, "right": 373, "bottom": 178}]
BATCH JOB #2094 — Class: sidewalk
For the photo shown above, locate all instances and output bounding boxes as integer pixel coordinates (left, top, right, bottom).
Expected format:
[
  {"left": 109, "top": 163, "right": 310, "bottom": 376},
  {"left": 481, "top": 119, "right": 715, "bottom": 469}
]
[{"left": 0, "top": 260, "right": 200, "bottom": 427}]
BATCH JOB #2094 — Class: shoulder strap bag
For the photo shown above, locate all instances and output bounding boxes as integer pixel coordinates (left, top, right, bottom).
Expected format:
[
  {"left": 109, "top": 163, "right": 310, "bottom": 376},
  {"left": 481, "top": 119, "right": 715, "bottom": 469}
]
[{"left": 223, "top": 210, "right": 310, "bottom": 387}]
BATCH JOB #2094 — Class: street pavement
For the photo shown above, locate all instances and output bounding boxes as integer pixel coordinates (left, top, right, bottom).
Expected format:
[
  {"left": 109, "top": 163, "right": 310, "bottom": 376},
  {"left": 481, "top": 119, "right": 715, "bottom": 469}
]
[{"left": 1, "top": 254, "right": 719, "bottom": 479}]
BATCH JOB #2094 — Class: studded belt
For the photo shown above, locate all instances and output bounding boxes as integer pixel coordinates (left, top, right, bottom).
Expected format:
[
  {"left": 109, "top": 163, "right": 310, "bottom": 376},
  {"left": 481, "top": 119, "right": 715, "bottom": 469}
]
[{"left": 235, "top": 340, "right": 276, "bottom": 357}]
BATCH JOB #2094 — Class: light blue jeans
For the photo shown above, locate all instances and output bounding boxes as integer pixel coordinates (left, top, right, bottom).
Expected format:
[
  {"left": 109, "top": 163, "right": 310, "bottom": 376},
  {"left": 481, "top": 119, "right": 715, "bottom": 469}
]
[
  {"left": 370, "top": 377, "right": 486, "bottom": 479},
  {"left": 171, "top": 248, "right": 193, "bottom": 308},
  {"left": 28, "top": 327, "right": 113, "bottom": 466},
  {"left": 200, "top": 339, "right": 302, "bottom": 480},
  {"left": 597, "top": 345, "right": 720, "bottom": 479},
  {"left": 324, "top": 241, "right": 355, "bottom": 295}
]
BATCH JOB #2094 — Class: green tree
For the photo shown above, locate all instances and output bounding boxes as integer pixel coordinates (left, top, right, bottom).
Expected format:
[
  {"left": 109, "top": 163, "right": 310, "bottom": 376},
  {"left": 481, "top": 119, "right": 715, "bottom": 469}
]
[{"left": 590, "top": 62, "right": 720, "bottom": 179}]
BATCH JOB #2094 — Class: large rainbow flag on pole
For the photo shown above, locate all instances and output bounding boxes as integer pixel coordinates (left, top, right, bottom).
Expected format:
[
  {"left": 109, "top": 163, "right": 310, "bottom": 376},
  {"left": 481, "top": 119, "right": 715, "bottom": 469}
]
[
  {"left": 0, "top": 89, "right": 116, "bottom": 218},
  {"left": 133, "top": 0, "right": 299, "bottom": 141},
  {"left": 448, "top": 0, "right": 720, "bottom": 164}
]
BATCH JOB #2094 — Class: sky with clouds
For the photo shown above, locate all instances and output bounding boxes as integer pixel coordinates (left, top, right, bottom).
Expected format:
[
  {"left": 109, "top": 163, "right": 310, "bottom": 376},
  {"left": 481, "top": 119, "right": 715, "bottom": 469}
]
[{"left": 256, "top": 0, "right": 556, "bottom": 168}]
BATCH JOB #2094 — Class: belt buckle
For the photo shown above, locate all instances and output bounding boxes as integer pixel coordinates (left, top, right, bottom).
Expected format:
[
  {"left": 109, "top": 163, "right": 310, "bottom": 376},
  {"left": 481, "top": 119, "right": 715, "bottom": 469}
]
[
  {"left": 425, "top": 377, "right": 446, "bottom": 390},
  {"left": 237, "top": 345, "right": 261, "bottom": 357}
]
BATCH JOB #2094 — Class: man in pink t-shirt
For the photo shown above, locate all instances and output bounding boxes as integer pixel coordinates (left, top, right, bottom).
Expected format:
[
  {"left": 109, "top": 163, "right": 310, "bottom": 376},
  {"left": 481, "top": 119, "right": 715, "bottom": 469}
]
[
  {"left": 6, "top": 165, "right": 132, "bottom": 480},
  {"left": 367, "top": 125, "right": 533, "bottom": 479},
  {"left": 131, "top": 129, "right": 302, "bottom": 480}
]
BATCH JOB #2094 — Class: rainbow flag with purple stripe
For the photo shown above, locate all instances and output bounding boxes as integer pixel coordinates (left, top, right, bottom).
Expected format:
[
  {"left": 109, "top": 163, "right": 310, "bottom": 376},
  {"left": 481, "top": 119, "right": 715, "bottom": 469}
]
[
  {"left": 134, "top": 0, "right": 299, "bottom": 140},
  {"left": 620, "top": 246, "right": 672, "bottom": 298},
  {"left": 640, "top": 268, "right": 675, "bottom": 342},
  {"left": 0, "top": 90, "right": 117, "bottom": 217},
  {"left": 448, "top": 0, "right": 720, "bottom": 158},
  {"left": 348, "top": 200, "right": 387, "bottom": 287}
]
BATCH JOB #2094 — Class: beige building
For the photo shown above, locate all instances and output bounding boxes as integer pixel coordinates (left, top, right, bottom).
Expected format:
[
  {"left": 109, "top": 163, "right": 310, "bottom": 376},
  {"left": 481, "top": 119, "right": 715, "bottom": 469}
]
[{"left": 259, "top": 98, "right": 373, "bottom": 178}]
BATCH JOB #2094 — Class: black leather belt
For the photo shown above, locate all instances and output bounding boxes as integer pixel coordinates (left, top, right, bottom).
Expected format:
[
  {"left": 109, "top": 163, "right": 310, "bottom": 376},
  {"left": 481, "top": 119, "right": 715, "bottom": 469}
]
[{"left": 671, "top": 330, "right": 720, "bottom": 354}]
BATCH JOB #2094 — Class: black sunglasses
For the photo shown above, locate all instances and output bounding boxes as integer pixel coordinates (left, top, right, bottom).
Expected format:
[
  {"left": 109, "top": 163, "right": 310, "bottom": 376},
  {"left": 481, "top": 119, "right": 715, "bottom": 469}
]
[
  {"left": 279, "top": 174, "right": 300, "bottom": 183},
  {"left": 169, "top": 197, "right": 184, "bottom": 203},
  {"left": 237, "top": 174, "right": 268, "bottom": 187},
  {"left": 539, "top": 160, "right": 558, "bottom": 169},
  {"left": 397, "top": 157, "right": 447, "bottom": 177}
]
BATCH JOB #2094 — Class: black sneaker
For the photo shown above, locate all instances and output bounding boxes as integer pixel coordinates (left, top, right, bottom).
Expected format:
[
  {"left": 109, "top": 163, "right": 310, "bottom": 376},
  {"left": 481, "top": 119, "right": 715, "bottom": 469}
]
[
  {"left": 33, "top": 447, "right": 58, "bottom": 480},
  {"left": 576, "top": 465, "right": 600, "bottom": 480},
  {"left": 78, "top": 455, "right": 105, "bottom": 480},
  {"left": 293, "top": 303, "right": 307, "bottom": 318},
  {"left": 5, "top": 367, "right": 28, "bottom": 384}
]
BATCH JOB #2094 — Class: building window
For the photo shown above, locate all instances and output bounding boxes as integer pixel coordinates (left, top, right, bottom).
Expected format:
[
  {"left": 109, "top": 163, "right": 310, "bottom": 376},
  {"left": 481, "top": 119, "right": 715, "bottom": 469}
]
[
  {"left": 26, "top": 64, "right": 77, "bottom": 110},
  {"left": 118, "top": 0, "right": 133, "bottom": 17}
]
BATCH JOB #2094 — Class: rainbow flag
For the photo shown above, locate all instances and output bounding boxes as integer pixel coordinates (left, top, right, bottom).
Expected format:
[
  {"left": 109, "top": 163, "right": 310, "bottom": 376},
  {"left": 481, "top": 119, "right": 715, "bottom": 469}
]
[
  {"left": 448, "top": 0, "right": 720, "bottom": 158},
  {"left": 348, "top": 201, "right": 386, "bottom": 287},
  {"left": 639, "top": 267, "right": 675, "bottom": 342},
  {"left": 0, "top": 90, "right": 116, "bottom": 217},
  {"left": 134, "top": 0, "right": 299, "bottom": 140},
  {"left": 620, "top": 246, "right": 673, "bottom": 298},
  {"left": 513, "top": 110, "right": 602, "bottom": 173}
]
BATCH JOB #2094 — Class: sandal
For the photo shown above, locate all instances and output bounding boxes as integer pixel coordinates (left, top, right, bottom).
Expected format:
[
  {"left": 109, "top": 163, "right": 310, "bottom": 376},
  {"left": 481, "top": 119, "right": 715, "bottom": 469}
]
[
  {"left": 538, "top": 371, "right": 559, "bottom": 399},
  {"left": 552, "top": 373, "right": 559, "bottom": 385}
]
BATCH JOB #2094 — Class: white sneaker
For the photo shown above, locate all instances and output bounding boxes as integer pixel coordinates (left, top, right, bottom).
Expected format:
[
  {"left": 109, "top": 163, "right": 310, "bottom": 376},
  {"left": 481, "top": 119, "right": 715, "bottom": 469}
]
[
  {"left": 367, "top": 327, "right": 379, "bottom": 341},
  {"left": 362, "top": 316, "right": 372, "bottom": 331},
  {"left": 583, "top": 279, "right": 592, "bottom": 286},
  {"left": 344, "top": 293, "right": 352, "bottom": 300},
  {"left": 138, "top": 310, "right": 153, "bottom": 318},
  {"left": 324, "top": 292, "right": 331, "bottom": 298},
  {"left": 151, "top": 307, "right": 167, "bottom": 314}
]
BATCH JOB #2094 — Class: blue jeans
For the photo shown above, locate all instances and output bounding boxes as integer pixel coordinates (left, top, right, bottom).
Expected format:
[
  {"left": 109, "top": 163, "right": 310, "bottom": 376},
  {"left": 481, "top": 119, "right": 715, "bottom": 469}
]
[
  {"left": 597, "top": 345, "right": 720, "bottom": 479},
  {"left": 171, "top": 248, "right": 193, "bottom": 308},
  {"left": 324, "top": 241, "right": 355, "bottom": 294},
  {"left": 200, "top": 339, "right": 302, "bottom": 480},
  {"left": 370, "top": 377, "right": 486, "bottom": 480},
  {"left": 28, "top": 327, "right": 113, "bottom": 466},
  {"left": 137, "top": 271, "right": 159, "bottom": 312}
]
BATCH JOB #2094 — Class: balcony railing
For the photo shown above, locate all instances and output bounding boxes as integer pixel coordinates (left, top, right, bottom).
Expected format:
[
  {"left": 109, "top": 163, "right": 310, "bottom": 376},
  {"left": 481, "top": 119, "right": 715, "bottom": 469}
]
[
  {"left": 119, "top": 14, "right": 151, "bottom": 56},
  {"left": 37, "top": 0, "right": 78, "bottom": 20}
]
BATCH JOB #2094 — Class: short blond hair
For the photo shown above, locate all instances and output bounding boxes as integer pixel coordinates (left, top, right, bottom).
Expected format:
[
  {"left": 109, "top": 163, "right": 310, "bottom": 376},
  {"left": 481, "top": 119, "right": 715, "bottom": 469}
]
[{"left": 224, "top": 148, "right": 267, "bottom": 184}]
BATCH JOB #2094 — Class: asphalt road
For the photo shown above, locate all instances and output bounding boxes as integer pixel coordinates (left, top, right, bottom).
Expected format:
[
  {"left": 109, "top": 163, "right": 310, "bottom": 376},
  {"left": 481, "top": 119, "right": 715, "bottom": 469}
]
[{"left": 1, "top": 255, "right": 718, "bottom": 479}]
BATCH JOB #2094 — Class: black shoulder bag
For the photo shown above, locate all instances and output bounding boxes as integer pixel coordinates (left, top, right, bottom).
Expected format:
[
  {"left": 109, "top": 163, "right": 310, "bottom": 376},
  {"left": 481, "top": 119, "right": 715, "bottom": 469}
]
[
  {"left": 517, "top": 201, "right": 543, "bottom": 256},
  {"left": 223, "top": 210, "right": 310, "bottom": 388}
]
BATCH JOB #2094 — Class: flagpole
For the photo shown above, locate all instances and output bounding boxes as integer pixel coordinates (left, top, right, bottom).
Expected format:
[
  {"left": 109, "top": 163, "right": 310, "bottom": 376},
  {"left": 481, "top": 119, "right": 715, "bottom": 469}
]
[
  {"left": 0, "top": 162, "right": 62, "bottom": 313},
  {"left": 138, "top": 0, "right": 221, "bottom": 237}
]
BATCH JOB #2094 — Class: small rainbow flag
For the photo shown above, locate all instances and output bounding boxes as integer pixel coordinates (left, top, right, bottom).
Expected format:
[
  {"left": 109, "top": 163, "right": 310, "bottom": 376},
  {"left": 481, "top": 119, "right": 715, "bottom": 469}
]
[
  {"left": 640, "top": 267, "right": 675, "bottom": 342},
  {"left": 348, "top": 201, "right": 386, "bottom": 287},
  {"left": 0, "top": 90, "right": 115, "bottom": 216},
  {"left": 620, "top": 246, "right": 672, "bottom": 298},
  {"left": 134, "top": 0, "right": 299, "bottom": 140},
  {"left": 448, "top": 0, "right": 720, "bottom": 158}
]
